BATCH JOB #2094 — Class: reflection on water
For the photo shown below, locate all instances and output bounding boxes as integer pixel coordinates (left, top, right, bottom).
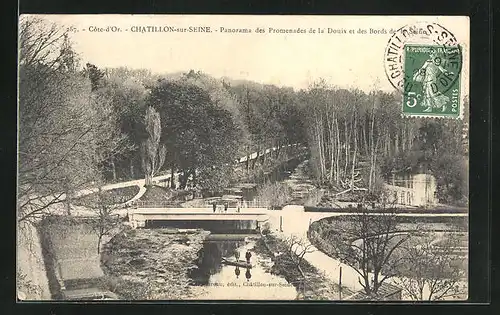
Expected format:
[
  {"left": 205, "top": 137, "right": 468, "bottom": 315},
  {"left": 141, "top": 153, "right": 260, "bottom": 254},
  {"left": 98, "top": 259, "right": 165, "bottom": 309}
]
[
  {"left": 385, "top": 173, "right": 437, "bottom": 206},
  {"left": 189, "top": 240, "right": 242, "bottom": 284},
  {"left": 190, "top": 237, "right": 297, "bottom": 300}
]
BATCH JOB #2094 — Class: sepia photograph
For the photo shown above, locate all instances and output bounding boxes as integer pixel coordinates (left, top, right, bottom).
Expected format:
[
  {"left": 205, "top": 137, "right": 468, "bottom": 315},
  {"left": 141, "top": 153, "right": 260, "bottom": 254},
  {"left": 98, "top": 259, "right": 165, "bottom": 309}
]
[{"left": 17, "top": 14, "right": 469, "bottom": 301}]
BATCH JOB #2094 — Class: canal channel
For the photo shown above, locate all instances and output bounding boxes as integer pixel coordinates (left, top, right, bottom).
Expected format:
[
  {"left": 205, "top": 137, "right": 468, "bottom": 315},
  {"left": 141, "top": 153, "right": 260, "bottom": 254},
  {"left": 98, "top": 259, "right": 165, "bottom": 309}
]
[{"left": 143, "top": 156, "right": 309, "bottom": 299}]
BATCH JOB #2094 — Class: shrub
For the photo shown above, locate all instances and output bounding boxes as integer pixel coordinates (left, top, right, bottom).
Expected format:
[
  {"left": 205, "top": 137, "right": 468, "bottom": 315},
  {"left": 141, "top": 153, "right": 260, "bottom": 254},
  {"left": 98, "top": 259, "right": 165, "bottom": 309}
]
[
  {"left": 255, "top": 182, "right": 291, "bottom": 208},
  {"left": 73, "top": 186, "right": 140, "bottom": 207}
]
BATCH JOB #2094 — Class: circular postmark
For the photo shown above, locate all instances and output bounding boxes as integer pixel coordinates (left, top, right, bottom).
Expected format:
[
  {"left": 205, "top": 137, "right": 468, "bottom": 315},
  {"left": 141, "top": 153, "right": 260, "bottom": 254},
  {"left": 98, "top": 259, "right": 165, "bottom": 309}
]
[
  {"left": 384, "top": 22, "right": 463, "bottom": 117},
  {"left": 384, "top": 22, "right": 463, "bottom": 95}
]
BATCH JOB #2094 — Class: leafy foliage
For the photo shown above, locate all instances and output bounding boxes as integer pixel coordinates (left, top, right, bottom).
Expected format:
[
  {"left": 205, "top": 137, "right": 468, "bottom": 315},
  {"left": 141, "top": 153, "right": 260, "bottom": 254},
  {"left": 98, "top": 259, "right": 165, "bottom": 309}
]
[
  {"left": 394, "top": 233, "right": 467, "bottom": 300},
  {"left": 255, "top": 182, "right": 291, "bottom": 209},
  {"left": 141, "top": 107, "right": 167, "bottom": 186},
  {"left": 147, "top": 80, "right": 239, "bottom": 192},
  {"left": 18, "top": 16, "right": 128, "bottom": 221},
  {"left": 309, "top": 206, "right": 407, "bottom": 296}
]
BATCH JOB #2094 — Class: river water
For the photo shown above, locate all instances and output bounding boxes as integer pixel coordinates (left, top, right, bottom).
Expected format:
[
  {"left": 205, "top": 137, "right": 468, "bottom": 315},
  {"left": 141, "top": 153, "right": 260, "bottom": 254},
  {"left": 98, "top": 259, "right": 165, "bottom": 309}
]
[
  {"left": 385, "top": 172, "right": 438, "bottom": 206},
  {"left": 186, "top": 156, "right": 308, "bottom": 299},
  {"left": 144, "top": 156, "right": 308, "bottom": 299},
  {"left": 189, "top": 237, "right": 297, "bottom": 300}
]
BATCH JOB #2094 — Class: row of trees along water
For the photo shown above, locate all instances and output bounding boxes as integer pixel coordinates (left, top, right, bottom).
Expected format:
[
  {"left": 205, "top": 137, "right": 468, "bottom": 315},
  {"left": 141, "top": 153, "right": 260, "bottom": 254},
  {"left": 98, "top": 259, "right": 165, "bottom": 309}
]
[
  {"left": 18, "top": 16, "right": 468, "bottom": 224},
  {"left": 17, "top": 16, "right": 307, "bottom": 223},
  {"left": 301, "top": 80, "right": 468, "bottom": 206}
]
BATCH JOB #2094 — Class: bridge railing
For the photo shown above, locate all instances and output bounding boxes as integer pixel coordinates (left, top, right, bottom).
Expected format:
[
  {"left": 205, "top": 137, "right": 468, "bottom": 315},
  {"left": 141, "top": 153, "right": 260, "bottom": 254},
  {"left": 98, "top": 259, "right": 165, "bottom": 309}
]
[
  {"left": 129, "top": 201, "right": 182, "bottom": 208},
  {"left": 130, "top": 200, "right": 270, "bottom": 209},
  {"left": 203, "top": 200, "right": 270, "bottom": 209}
]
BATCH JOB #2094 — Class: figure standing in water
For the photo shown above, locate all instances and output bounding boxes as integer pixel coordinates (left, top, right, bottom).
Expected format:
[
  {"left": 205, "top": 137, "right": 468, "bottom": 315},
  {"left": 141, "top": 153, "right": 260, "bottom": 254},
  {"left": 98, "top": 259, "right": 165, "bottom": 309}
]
[
  {"left": 412, "top": 49, "right": 450, "bottom": 113},
  {"left": 235, "top": 266, "right": 240, "bottom": 279},
  {"left": 245, "top": 268, "right": 252, "bottom": 282},
  {"left": 235, "top": 250, "right": 240, "bottom": 261},
  {"left": 245, "top": 250, "right": 252, "bottom": 264}
]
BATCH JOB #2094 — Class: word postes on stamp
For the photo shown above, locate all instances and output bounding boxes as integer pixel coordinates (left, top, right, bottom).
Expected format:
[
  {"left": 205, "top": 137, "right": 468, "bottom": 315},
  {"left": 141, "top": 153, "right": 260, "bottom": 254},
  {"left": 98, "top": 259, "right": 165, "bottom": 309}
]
[{"left": 384, "top": 22, "right": 463, "bottom": 118}]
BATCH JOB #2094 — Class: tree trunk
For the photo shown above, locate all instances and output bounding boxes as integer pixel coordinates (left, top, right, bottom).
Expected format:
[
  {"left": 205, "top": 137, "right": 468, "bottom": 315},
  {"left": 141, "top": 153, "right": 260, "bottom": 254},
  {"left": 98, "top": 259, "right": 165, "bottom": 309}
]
[
  {"left": 368, "top": 98, "right": 376, "bottom": 193},
  {"left": 344, "top": 120, "right": 351, "bottom": 178},
  {"left": 145, "top": 173, "right": 152, "bottom": 186},
  {"left": 170, "top": 162, "right": 176, "bottom": 189},
  {"left": 351, "top": 112, "right": 358, "bottom": 191},
  {"left": 395, "top": 132, "right": 399, "bottom": 156},
  {"left": 192, "top": 169, "right": 197, "bottom": 188},
  {"left": 64, "top": 181, "right": 72, "bottom": 215},
  {"left": 335, "top": 117, "right": 341, "bottom": 186},
  {"left": 179, "top": 170, "right": 189, "bottom": 189},
  {"left": 130, "top": 159, "right": 135, "bottom": 179},
  {"left": 252, "top": 147, "right": 260, "bottom": 170},
  {"left": 363, "top": 123, "right": 369, "bottom": 157},
  {"left": 316, "top": 111, "right": 326, "bottom": 182},
  {"left": 320, "top": 116, "right": 327, "bottom": 181},
  {"left": 111, "top": 159, "right": 117, "bottom": 182},
  {"left": 97, "top": 232, "right": 103, "bottom": 254},
  {"left": 329, "top": 112, "right": 336, "bottom": 184}
]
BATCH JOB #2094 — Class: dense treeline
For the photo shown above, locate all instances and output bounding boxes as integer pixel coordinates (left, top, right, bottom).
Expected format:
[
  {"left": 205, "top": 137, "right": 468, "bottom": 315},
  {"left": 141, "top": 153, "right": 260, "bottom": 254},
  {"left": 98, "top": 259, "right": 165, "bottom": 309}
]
[
  {"left": 17, "top": 17, "right": 309, "bottom": 220},
  {"left": 18, "top": 17, "right": 129, "bottom": 221},
  {"left": 18, "top": 16, "right": 468, "bottom": 223},
  {"left": 297, "top": 81, "right": 468, "bottom": 206}
]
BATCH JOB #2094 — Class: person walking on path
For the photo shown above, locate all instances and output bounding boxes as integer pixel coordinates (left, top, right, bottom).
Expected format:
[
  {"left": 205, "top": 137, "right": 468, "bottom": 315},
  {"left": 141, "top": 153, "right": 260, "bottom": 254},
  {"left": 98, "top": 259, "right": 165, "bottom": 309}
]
[
  {"left": 245, "top": 250, "right": 252, "bottom": 264},
  {"left": 224, "top": 203, "right": 228, "bottom": 213},
  {"left": 213, "top": 203, "right": 216, "bottom": 213}
]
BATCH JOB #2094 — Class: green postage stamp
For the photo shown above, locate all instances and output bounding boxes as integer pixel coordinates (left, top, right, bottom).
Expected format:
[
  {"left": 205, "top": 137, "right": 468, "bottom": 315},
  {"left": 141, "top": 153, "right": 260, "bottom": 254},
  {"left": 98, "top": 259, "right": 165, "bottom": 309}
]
[{"left": 402, "top": 44, "right": 462, "bottom": 118}]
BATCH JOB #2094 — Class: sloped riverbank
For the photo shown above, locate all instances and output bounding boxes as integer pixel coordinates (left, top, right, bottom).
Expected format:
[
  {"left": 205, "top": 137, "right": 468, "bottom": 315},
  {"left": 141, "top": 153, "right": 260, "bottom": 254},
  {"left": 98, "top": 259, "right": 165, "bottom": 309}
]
[
  {"left": 100, "top": 228, "right": 210, "bottom": 299},
  {"left": 253, "top": 233, "right": 348, "bottom": 300}
]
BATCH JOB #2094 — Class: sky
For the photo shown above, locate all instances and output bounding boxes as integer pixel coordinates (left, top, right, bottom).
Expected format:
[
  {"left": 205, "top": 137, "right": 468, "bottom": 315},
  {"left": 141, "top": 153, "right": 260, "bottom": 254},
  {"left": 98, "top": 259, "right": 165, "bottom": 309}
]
[{"left": 25, "top": 15, "right": 469, "bottom": 93}]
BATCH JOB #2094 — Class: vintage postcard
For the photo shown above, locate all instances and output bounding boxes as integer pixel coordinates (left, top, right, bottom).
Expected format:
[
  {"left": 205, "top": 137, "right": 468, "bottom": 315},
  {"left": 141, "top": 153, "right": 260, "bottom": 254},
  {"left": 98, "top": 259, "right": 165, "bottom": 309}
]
[{"left": 17, "top": 15, "right": 469, "bottom": 301}]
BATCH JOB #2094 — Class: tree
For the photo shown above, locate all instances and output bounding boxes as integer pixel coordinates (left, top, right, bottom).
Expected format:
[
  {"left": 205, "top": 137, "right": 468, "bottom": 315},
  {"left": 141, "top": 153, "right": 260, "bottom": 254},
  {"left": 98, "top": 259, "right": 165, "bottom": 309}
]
[
  {"left": 18, "top": 16, "right": 128, "bottom": 222},
  {"left": 83, "top": 62, "right": 105, "bottom": 91},
  {"left": 323, "top": 206, "right": 408, "bottom": 296},
  {"left": 97, "top": 67, "right": 155, "bottom": 180},
  {"left": 89, "top": 188, "right": 123, "bottom": 254},
  {"left": 255, "top": 182, "right": 291, "bottom": 209},
  {"left": 284, "top": 235, "right": 316, "bottom": 278},
  {"left": 141, "top": 106, "right": 166, "bottom": 186},
  {"left": 147, "top": 80, "right": 239, "bottom": 192},
  {"left": 394, "top": 233, "right": 467, "bottom": 300}
]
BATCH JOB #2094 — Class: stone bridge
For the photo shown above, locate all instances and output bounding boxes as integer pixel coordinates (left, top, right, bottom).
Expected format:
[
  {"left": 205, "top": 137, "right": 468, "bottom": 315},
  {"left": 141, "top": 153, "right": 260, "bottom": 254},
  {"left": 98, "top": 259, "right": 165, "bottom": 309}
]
[{"left": 127, "top": 207, "right": 270, "bottom": 228}]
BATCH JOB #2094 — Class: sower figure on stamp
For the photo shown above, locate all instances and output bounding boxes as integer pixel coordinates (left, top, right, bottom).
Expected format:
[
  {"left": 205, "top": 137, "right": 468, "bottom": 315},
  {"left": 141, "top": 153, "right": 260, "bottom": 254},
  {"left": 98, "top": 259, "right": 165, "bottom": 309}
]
[{"left": 412, "top": 50, "right": 450, "bottom": 113}]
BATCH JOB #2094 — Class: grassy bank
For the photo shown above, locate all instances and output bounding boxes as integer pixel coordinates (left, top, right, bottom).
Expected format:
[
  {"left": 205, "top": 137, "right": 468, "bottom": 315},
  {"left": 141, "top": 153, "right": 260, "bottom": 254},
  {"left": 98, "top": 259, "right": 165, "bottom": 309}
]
[
  {"left": 253, "top": 233, "right": 346, "bottom": 300},
  {"left": 72, "top": 186, "right": 140, "bottom": 207},
  {"left": 100, "top": 228, "right": 210, "bottom": 299},
  {"left": 133, "top": 185, "right": 191, "bottom": 207},
  {"left": 308, "top": 216, "right": 468, "bottom": 279}
]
